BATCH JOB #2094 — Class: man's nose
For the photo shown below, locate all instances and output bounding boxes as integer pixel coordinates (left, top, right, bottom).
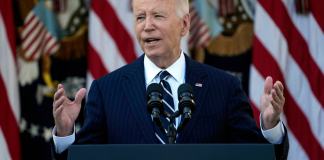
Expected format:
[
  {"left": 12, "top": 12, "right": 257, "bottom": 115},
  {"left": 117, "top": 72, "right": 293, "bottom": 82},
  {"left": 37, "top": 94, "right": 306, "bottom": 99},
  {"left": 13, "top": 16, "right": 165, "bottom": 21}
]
[{"left": 144, "top": 17, "right": 154, "bottom": 32}]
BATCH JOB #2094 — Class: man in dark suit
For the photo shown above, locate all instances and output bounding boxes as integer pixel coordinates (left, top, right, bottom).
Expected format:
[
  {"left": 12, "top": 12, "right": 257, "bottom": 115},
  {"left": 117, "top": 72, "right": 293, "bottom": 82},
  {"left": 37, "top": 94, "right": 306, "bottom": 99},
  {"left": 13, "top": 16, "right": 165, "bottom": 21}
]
[{"left": 52, "top": 0, "right": 288, "bottom": 159}]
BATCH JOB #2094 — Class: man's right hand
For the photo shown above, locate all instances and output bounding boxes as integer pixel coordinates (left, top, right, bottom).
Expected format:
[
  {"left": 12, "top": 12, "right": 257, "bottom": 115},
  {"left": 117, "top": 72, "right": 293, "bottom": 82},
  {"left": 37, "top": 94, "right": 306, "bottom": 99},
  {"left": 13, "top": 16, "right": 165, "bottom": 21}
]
[{"left": 53, "top": 84, "right": 86, "bottom": 136}]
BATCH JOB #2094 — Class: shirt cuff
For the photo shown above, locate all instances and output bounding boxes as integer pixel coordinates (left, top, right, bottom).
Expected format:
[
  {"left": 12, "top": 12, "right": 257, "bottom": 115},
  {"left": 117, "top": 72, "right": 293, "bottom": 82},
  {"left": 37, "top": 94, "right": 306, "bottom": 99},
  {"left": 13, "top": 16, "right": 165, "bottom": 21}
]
[
  {"left": 260, "top": 114, "right": 285, "bottom": 144},
  {"left": 52, "top": 126, "right": 75, "bottom": 153}
]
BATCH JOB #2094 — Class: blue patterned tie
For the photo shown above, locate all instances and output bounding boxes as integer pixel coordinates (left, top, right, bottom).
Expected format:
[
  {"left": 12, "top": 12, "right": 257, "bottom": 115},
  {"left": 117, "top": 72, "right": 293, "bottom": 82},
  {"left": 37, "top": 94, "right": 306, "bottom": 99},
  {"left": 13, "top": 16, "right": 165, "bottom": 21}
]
[{"left": 154, "top": 70, "right": 176, "bottom": 143}]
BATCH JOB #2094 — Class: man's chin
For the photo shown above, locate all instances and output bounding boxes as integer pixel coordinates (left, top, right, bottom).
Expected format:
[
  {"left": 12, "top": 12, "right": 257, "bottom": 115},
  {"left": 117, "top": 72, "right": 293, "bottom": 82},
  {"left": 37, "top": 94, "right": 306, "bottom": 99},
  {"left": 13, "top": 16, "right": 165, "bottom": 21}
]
[{"left": 144, "top": 49, "right": 162, "bottom": 57}]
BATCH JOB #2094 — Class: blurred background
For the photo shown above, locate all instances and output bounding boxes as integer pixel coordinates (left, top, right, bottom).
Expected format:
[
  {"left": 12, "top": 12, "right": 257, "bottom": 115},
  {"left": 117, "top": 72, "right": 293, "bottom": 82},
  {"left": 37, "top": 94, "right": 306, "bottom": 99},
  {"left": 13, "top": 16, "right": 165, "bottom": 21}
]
[{"left": 0, "top": 0, "right": 323, "bottom": 159}]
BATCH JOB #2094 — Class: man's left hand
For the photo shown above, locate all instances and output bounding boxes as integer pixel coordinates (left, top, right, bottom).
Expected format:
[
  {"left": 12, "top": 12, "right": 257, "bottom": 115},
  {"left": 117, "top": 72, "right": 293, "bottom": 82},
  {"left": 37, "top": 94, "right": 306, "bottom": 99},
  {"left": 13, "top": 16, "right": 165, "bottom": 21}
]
[{"left": 261, "top": 76, "right": 285, "bottom": 130}]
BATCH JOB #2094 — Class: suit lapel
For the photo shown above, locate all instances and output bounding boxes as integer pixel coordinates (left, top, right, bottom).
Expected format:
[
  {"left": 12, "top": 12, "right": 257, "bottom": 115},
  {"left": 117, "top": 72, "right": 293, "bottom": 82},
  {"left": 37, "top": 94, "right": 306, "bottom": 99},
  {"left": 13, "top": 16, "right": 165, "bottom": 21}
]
[
  {"left": 121, "top": 55, "right": 210, "bottom": 142},
  {"left": 121, "top": 56, "right": 156, "bottom": 142},
  {"left": 178, "top": 55, "right": 209, "bottom": 141},
  {"left": 185, "top": 55, "right": 208, "bottom": 110}
]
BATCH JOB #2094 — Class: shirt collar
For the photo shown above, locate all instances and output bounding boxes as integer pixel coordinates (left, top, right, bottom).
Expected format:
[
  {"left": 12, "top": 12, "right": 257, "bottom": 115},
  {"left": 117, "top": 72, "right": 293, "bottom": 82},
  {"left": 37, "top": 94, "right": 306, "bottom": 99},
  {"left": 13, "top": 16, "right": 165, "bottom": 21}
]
[{"left": 144, "top": 51, "right": 186, "bottom": 85}]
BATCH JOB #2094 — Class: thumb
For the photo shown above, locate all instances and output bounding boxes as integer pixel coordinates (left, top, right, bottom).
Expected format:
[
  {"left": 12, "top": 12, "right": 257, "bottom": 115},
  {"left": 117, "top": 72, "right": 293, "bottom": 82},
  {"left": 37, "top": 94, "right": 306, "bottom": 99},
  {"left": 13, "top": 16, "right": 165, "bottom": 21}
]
[
  {"left": 74, "top": 88, "right": 87, "bottom": 105},
  {"left": 264, "top": 76, "right": 273, "bottom": 95}
]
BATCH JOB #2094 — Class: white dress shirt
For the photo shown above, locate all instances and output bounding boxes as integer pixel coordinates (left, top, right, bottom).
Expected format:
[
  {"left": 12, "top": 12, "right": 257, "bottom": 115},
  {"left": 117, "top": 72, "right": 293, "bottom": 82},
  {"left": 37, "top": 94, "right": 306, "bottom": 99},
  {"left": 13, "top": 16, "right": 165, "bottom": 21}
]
[
  {"left": 144, "top": 51, "right": 186, "bottom": 127},
  {"left": 53, "top": 51, "right": 285, "bottom": 153}
]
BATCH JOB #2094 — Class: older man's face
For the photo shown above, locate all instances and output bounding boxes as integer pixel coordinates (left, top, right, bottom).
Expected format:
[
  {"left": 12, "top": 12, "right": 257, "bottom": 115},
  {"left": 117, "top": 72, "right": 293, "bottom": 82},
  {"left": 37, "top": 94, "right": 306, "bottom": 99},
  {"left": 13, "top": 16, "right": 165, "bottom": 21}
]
[{"left": 133, "top": 0, "right": 187, "bottom": 62}]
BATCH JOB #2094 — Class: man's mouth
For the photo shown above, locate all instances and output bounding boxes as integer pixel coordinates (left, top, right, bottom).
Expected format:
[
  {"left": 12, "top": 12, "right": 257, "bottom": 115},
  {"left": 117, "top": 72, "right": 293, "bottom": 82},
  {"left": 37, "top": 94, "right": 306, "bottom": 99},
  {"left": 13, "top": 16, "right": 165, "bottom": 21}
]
[{"left": 144, "top": 38, "right": 161, "bottom": 44}]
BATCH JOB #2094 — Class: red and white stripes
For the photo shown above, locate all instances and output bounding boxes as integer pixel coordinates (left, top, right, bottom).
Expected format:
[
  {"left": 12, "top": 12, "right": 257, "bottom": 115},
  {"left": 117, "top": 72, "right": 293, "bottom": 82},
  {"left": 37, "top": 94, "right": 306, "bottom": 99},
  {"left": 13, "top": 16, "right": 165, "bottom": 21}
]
[
  {"left": 87, "top": 0, "right": 140, "bottom": 87},
  {"left": 20, "top": 12, "right": 59, "bottom": 61},
  {"left": 250, "top": 0, "right": 324, "bottom": 159},
  {"left": 188, "top": 3, "right": 211, "bottom": 49},
  {"left": 0, "top": 0, "right": 21, "bottom": 159}
]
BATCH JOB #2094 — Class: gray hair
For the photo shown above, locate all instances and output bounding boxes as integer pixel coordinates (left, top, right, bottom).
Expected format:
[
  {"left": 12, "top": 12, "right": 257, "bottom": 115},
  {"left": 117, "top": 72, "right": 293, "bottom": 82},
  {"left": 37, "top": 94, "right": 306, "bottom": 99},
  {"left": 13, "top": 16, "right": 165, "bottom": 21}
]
[{"left": 176, "top": 0, "right": 189, "bottom": 18}]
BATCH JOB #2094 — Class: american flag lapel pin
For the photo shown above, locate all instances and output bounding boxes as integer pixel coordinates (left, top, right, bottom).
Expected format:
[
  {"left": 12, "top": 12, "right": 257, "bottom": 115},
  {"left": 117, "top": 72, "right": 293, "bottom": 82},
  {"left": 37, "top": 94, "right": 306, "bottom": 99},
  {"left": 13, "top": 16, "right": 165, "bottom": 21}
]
[{"left": 195, "top": 83, "right": 202, "bottom": 87}]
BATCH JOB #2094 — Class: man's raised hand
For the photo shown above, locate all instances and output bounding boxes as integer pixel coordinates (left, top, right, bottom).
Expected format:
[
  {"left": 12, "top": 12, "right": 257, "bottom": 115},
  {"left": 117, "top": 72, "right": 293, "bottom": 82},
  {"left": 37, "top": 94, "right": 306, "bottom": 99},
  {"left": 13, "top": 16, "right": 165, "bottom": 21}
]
[
  {"left": 260, "top": 76, "right": 285, "bottom": 130},
  {"left": 53, "top": 84, "right": 86, "bottom": 136}
]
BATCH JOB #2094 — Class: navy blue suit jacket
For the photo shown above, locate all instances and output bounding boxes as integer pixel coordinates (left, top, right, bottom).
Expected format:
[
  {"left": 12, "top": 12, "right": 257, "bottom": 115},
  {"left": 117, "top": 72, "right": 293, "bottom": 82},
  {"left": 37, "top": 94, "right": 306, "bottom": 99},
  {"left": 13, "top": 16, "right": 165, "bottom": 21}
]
[
  {"left": 77, "top": 55, "right": 274, "bottom": 143},
  {"left": 53, "top": 55, "right": 288, "bottom": 159}
]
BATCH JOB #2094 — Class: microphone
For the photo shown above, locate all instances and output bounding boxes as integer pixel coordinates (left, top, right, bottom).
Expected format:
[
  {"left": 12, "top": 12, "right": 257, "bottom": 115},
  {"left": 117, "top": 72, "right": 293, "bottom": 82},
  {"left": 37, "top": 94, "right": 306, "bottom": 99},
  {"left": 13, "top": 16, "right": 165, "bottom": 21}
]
[
  {"left": 178, "top": 83, "right": 195, "bottom": 120},
  {"left": 147, "top": 83, "right": 164, "bottom": 124}
]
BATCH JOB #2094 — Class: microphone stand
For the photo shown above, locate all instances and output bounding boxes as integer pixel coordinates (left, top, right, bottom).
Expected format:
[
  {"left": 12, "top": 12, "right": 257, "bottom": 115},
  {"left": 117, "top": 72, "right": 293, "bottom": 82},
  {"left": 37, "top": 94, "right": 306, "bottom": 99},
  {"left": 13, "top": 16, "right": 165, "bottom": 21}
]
[
  {"left": 160, "top": 104, "right": 194, "bottom": 144},
  {"left": 154, "top": 109, "right": 192, "bottom": 144},
  {"left": 165, "top": 111, "right": 181, "bottom": 144},
  {"left": 177, "top": 108, "right": 192, "bottom": 133}
]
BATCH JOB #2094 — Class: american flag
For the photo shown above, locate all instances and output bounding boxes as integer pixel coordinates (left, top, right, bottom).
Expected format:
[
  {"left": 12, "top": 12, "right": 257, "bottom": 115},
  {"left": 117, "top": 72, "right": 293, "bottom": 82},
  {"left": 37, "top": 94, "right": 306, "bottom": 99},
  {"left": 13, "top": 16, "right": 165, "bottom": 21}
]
[
  {"left": 20, "top": 1, "right": 60, "bottom": 61},
  {"left": 249, "top": 0, "right": 324, "bottom": 159},
  {"left": 87, "top": 0, "right": 141, "bottom": 86},
  {"left": 189, "top": 3, "right": 211, "bottom": 49},
  {"left": 0, "top": 0, "right": 21, "bottom": 159}
]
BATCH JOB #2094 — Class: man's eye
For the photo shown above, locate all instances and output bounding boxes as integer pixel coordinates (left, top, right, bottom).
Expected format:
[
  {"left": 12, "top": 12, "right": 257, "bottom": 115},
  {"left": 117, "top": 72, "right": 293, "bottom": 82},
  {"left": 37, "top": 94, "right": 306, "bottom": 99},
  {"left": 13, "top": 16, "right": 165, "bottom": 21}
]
[
  {"left": 137, "top": 16, "right": 145, "bottom": 21},
  {"left": 155, "top": 15, "right": 163, "bottom": 18}
]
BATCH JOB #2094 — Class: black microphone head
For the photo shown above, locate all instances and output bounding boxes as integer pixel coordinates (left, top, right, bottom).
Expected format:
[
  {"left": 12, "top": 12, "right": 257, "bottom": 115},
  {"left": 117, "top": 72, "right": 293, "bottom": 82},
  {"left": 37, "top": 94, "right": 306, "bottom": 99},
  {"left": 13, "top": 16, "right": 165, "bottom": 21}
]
[
  {"left": 177, "top": 83, "right": 195, "bottom": 114},
  {"left": 178, "top": 83, "right": 193, "bottom": 99},
  {"left": 147, "top": 83, "right": 163, "bottom": 114},
  {"left": 147, "top": 83, "right": 163, "bottom": 98}
]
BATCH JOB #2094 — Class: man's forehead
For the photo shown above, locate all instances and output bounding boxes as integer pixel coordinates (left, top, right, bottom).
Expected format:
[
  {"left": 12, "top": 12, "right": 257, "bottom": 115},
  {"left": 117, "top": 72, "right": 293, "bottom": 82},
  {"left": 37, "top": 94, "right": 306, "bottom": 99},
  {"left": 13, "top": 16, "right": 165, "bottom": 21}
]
[
  {"left": 132, "top": 0, "right": 174, "bottom": 8},
  {"left": 133, "top": 0, "right": 175, "bottom": 13}
]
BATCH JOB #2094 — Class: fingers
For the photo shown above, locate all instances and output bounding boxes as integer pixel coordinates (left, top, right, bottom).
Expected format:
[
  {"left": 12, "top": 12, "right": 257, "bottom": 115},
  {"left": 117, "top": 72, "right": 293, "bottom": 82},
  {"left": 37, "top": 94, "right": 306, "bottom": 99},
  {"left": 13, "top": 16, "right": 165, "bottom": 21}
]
[
  {"left": 53, "top": 84, "right": 86, "bottom": 111},
  {"left": 57, "top": 83, "right": 64, "bottom": 90},
  {"left": 271, "top": 89, "right": 280, "bottom": 102},
  {"left": 274, "top": 80, "right": 284, "bottom": 90},
  {"left": 271, "top": 90, "right": 281, "bottom": 112},
  {"left": 53, "top": 96, "right": 65, "bottom": 111},
  {"left": 53, "top": 84, "right": 70, "bottom": 114},
  {"left": 54, "top": 84, "right": 65, "bottom": 101},
  {"left": 53, "top": 84, "right": 65, "bottom": 110},
  {"left": 274, "top": 81, "right": 284, "bottom": 98},
  {"left": 74, "top": 88, "right": 87, "bottom": 105},
  {"left": 53, "top": 100, "right": 65, "bottom": 116},
  {"left": 261, "top": 78, "right": 285, "bottom": 128},
  {"left": 270, "top": 81, "right": 285, "bottom": 113},
  {"left": 273, "top": 81, "right": 285, "bottom": 103},
  {"left": 264, "top": 76, "right": 273, "bottom": 94}
]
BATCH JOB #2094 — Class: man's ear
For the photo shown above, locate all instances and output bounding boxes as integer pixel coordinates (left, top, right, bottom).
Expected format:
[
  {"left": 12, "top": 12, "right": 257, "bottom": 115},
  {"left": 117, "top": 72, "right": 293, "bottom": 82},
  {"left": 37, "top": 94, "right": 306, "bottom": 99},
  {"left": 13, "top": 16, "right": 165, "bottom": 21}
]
[{"left": 181, "top": 13, "right": 190, "bottom": 36}]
